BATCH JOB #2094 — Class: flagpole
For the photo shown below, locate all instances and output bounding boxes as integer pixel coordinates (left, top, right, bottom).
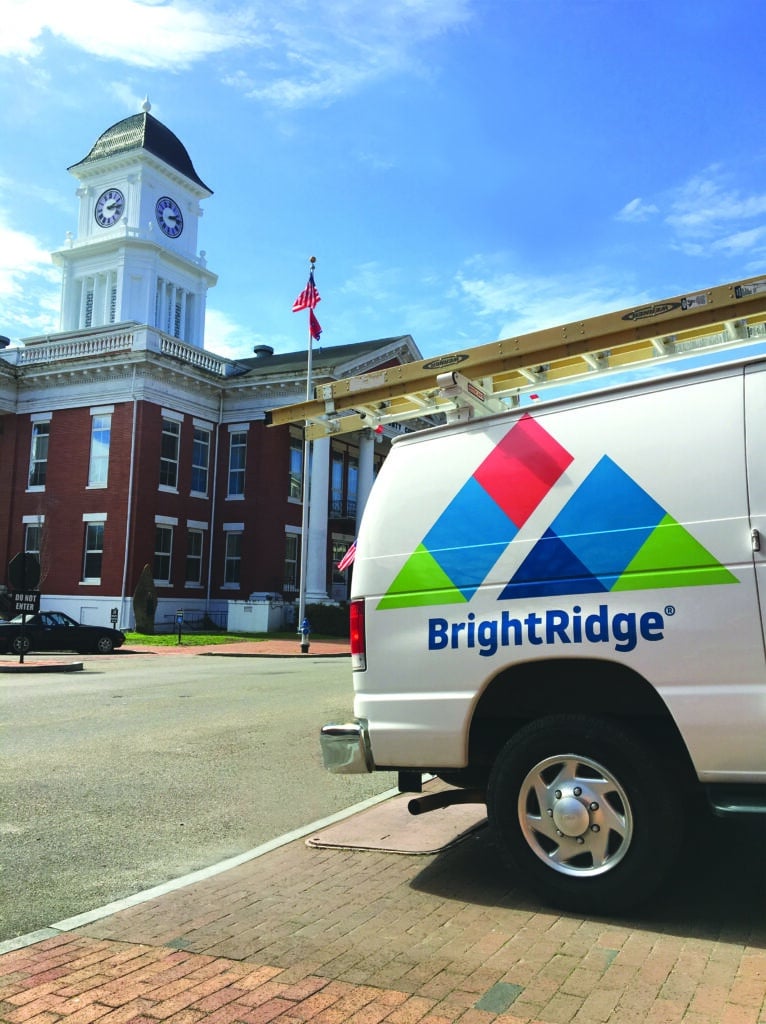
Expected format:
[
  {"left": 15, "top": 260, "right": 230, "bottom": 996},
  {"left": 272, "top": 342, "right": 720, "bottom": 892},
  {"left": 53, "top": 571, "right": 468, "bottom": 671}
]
[{"left": 297, "top": 257, "right": 316, "bottom": 647}]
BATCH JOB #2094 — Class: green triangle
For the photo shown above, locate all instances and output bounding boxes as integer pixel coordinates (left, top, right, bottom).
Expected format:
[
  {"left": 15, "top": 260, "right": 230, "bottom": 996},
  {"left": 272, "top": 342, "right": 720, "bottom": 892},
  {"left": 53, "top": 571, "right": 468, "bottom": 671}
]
[
  {"left": 377, "top": 544, "right": 469, "bottom": 609},
  {"left": 612, "top": 514, "right": 738, "bottom": 591}
]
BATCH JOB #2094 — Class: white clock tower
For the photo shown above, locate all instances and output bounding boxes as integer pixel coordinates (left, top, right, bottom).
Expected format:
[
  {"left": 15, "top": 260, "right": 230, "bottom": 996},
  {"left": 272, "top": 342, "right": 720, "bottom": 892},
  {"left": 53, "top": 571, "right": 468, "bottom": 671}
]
[{"left": 52, "top": 100, "right": 217, "bottom": 348}]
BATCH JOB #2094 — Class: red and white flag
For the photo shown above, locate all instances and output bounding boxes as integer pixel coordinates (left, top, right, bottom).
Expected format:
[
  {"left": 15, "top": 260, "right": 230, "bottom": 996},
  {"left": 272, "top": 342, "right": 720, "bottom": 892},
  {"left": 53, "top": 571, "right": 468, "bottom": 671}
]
[
  {"left": 292, "top": 268, "right": 321, "bottom": 311},
  {"left": 337, "top": 540, "right": 357, "bottom": 572}
]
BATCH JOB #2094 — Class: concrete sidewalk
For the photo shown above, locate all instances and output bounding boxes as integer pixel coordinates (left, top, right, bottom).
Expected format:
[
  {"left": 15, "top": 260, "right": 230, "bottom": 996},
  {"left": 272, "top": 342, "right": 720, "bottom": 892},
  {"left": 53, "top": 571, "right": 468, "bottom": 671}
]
[
  {"left": 0, "top": 637, "right": 350, "bottom": 672},
  {"left": 1, "top": 786, "right": 765, "bottom": 1024}
]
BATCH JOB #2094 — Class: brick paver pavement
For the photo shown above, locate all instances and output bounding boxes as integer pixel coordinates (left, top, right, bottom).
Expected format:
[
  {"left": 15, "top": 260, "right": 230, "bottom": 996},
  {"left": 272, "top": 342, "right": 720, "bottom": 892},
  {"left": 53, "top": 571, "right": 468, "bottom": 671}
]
[{"left": 1, "top": 802, "right": 764, "bottom": 1024}]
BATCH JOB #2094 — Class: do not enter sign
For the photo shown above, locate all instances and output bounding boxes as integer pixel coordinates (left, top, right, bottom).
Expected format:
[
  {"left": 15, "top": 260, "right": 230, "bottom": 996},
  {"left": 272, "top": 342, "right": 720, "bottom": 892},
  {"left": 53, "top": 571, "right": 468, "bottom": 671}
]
[{"left": 8, "top": 552, "right": 41, "bottom": 592}]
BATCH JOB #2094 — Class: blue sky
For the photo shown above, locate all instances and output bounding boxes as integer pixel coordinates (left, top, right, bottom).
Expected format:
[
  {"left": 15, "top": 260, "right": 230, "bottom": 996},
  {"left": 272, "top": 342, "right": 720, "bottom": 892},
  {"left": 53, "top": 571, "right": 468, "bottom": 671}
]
[{"left": 2, "top": 0, "right": 766, "bottom": 361}]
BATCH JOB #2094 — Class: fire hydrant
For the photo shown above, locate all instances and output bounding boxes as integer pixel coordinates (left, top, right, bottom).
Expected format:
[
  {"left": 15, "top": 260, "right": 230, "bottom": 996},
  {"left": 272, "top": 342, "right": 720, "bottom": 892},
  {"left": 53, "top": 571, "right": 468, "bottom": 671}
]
[{"left": 300, "top": 617, "right": 311, "bottom": 654}]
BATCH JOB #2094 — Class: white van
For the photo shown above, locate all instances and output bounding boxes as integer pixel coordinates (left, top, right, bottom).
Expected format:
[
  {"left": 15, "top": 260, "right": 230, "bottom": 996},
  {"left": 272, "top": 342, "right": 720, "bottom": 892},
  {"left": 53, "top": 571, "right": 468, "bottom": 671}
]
[{"left": 320, "top": 345, "right": 766, "bottom": 913}]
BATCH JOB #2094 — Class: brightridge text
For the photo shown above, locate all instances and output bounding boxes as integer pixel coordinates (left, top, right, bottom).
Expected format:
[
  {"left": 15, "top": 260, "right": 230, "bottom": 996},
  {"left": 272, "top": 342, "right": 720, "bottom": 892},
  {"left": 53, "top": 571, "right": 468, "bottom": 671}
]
[{"left": 427, "top": 605, "right": 666, "bottom": 656}]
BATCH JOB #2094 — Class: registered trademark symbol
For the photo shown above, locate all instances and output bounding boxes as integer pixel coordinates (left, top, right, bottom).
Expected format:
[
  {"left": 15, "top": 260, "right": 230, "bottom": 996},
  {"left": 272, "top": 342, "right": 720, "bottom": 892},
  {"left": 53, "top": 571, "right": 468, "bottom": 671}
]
[{"left": 665, "top": 605, "right": 676, "bottom": 616}]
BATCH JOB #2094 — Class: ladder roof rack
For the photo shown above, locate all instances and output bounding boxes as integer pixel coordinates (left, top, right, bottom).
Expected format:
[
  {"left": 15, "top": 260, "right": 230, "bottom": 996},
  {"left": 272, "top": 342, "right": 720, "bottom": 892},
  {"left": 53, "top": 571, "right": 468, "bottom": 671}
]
[{"left": 266, "top": 274, "right": 766, "bottom": 439}]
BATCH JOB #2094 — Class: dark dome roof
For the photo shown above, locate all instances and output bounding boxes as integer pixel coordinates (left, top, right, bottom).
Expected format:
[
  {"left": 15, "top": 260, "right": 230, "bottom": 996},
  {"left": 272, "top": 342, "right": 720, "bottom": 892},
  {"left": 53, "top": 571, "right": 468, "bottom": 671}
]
[{"left": 69, "top": 110, "right": 212, "bottom": 193}]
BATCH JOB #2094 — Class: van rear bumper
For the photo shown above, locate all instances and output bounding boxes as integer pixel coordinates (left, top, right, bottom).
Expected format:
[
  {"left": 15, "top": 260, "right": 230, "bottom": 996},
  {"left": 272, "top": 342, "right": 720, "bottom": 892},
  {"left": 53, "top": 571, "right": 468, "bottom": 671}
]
[{"left": 320, "top": 719, "right": 374, "bottom": 774}]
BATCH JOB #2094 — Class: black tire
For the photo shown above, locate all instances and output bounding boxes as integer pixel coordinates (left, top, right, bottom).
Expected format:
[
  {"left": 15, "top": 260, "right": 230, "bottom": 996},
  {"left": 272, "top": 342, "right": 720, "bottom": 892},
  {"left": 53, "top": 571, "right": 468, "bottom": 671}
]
[
  {"left": 94, "top": 635, "right": 115, "bottom": 655},
  {"left": 11, "top": 634, "right": 32, "bottom": 655},
  {"left": 487, "top": 714, "right": 684, "bottom": 915}
]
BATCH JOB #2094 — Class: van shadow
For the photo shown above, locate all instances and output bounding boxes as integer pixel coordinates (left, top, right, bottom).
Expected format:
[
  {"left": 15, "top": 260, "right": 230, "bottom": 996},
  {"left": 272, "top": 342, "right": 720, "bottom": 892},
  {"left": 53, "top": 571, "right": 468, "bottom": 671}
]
[{"left": 409, "top": 815, "right": 766, "bottom": 945}]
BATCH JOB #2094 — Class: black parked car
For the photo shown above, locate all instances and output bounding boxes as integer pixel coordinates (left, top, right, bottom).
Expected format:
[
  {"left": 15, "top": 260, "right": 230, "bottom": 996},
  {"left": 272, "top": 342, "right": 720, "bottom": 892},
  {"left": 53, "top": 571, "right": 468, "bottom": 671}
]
[{"left": 0, "top": 610, "right": 125, "bottom": 655}]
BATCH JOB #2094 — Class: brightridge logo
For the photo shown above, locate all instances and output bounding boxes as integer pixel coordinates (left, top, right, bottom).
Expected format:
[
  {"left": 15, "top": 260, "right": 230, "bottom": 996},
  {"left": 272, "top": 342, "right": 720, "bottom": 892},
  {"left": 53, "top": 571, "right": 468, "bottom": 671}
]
[{"left": 378, "top": 413, "right": 737, "bottom": 610}]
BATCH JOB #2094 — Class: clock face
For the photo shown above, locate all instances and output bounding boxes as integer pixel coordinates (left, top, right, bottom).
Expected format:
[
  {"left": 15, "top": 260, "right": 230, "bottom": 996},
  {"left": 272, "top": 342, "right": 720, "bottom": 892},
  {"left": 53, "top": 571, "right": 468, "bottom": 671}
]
[
  {"left": 94, "top": 188, "right": 125, "bottom": 228},
  {"left": 156, "top": 196, "right": 184, "bottom": 238}
]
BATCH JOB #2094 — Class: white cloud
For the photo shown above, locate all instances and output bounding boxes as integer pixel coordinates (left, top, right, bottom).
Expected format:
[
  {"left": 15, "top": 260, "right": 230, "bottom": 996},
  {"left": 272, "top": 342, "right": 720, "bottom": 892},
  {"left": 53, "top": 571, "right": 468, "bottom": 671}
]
[
  {"left": 0, "top": 0, "right": 257, "bottom": 69},
  {"left": 0, "top": 214, "right": 60, "bottom": 341},
  {"left": 711, "top": 226, "right": 766, "bottom": 256},
  {"left": 1, "top": 0, "right": 473, "bottom": 104},
  {"left": 616, "top": 197, "right": 659, "bottom": 222},
  {"left": 665, "top": 169, "right": 766, "bottom": 238},
  {"left": 223, "top": 0, "right": 473, "bottom": 108},
  {"left": 203, "top": 307, "right": 256, "bottom": 359},
  {"left": 455, "top": 258, "right": 644, "bottom": 339}
]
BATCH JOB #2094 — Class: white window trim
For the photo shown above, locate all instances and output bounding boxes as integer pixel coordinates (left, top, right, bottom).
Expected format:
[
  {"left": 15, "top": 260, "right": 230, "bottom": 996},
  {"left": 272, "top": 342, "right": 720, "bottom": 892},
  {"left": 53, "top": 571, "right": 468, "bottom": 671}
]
[
  {"left": 159, "top": 415, "right": 181, "bottom": 494},
  {"left": 27, "top": 415, "right": 52, "bottom": 493},
  {"left": 184, "top": 525, "right": 206, "bottom": 590},
  {"left": 153, "top": 521, "right": 175, "bottom": 587},
  {"left": 190, "top": 424, "right": 212, "bottom": 499},
  {"left": 87, "top": 409, "right": 112, "bottom": 490},
  {"left": 81, "top": 516, "right": 106, "bottom": 586}
]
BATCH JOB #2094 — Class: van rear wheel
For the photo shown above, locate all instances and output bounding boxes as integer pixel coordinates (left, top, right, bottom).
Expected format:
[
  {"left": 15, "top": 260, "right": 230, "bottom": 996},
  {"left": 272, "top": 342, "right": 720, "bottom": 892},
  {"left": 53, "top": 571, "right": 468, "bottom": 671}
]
[{"left": 487, "top": 714, "right": 683, "bottom": 915}]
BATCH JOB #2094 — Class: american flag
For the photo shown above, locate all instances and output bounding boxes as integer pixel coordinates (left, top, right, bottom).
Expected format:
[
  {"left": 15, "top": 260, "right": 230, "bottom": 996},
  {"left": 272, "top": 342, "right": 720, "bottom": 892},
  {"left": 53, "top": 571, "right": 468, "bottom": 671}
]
[
  {"left": 292, "top": 268, "right": 321, "bottom": 311},
  {"left": 309, "top": 309, "right": 322, "bottom": 340},
  {"left": 337, "top": 540, "right": 357, "bottom": 572}
]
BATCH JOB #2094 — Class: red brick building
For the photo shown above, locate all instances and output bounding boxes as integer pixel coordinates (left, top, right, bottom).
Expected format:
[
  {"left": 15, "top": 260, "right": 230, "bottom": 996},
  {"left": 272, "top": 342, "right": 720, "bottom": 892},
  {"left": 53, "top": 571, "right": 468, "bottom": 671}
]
[{"left": 0, "top": 106, "right": 420, "bottom": 630}]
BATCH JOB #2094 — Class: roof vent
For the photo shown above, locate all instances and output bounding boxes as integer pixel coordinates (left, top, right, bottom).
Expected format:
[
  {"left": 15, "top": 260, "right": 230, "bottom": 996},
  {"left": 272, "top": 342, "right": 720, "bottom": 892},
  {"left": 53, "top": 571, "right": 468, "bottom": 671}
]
[{"left": 253, "top": 345, "right": 274, "bottom": 358}]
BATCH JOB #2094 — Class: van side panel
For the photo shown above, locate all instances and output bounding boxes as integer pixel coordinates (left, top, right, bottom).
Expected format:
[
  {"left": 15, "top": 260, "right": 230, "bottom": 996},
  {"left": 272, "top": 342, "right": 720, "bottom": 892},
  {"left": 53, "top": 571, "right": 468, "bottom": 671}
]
[{"left": 352, "top": 369, "right": 766, "bottom": 780}]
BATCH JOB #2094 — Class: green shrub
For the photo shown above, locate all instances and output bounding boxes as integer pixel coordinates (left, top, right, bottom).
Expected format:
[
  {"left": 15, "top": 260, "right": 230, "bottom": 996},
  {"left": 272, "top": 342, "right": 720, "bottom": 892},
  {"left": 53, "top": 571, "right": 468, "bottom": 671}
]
[{"left": 304, "top": 602, "right": 349, "bottom": 637}]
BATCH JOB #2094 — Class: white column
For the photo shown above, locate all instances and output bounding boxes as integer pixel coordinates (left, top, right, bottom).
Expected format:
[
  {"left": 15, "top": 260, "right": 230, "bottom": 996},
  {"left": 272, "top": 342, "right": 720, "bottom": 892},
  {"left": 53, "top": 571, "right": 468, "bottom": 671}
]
[
  {"left": 78, "top": 277, "right": 89, "bottom": 328},
  {"left": 179, "top": 289, "right": 187, "bottom": 340},
  {"left": 355, "top": 432, "right": 376, "bottom": 533},
  {"left": 306, "top": 435, "right": 330, "bottom": 601}
]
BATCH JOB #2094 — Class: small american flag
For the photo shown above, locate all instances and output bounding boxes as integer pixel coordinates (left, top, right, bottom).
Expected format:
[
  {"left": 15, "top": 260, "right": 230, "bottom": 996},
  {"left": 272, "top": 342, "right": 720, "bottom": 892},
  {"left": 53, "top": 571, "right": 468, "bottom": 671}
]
[
  {"left": 337, "top": 540, "right": 357, "bottom": 572},
  {"left": 292, "top": 268, "right": 321, "bottom": 311},
  {"left": 309, "top": 308, "right": 322, "bottom": 340}
]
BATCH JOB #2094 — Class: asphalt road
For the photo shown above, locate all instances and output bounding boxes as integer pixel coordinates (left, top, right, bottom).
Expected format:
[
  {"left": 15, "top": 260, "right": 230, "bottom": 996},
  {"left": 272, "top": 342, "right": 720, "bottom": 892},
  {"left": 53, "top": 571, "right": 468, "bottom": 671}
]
[{"left": 0, "top": 653, "right": 397, "bottom": 942}]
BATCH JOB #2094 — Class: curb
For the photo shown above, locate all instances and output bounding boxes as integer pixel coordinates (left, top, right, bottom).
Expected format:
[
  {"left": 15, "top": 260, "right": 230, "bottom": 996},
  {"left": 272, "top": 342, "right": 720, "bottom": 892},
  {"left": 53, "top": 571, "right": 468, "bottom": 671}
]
[{"left": 0, "top": 660, "right": 84, "bottom": 674}]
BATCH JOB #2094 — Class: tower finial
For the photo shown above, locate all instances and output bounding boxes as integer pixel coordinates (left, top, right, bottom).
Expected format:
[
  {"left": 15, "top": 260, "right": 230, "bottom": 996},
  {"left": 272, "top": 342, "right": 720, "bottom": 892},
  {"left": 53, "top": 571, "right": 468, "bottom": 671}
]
[{"left": 141, "top": 96, "right": 151, "bottom": 113}]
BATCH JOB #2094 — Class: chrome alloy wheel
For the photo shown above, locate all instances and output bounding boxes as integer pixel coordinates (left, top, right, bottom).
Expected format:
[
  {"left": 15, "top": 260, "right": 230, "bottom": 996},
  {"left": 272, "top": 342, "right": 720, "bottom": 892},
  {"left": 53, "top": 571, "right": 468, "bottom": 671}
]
[{"left": 517, "top": 754, "right": 633, "bottom": 877}]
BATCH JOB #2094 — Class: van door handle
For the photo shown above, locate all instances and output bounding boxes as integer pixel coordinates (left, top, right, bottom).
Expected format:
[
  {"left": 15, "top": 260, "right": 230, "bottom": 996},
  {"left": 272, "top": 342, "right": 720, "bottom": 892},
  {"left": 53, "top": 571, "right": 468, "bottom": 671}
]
[{"left": 753, "top": 529, "right": 762, "bottom": 553}]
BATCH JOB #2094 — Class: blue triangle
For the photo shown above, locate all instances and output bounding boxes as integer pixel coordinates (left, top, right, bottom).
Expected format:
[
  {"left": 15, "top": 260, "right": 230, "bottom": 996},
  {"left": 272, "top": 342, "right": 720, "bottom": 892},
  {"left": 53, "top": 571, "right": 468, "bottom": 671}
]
[
  {"left": 500, "top": 530, "right": 608, "bottom": 599},
  {"left": 550, "top": 456, "right": 663, "bottom": 577},
  {"left": 425, "top": 476, "right": 517, "bottom": 599}
]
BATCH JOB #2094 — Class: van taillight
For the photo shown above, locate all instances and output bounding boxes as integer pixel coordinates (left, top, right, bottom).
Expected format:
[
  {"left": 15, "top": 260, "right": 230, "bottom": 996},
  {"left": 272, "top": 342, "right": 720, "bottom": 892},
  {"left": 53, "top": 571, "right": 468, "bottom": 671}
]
[{"left": 349, "top": 599, "right": 366, "bottom": 670}]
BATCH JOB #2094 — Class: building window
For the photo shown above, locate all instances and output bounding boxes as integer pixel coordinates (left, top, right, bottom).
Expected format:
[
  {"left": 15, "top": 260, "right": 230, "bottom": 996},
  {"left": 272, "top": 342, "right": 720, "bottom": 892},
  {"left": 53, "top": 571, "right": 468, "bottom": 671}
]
[
  {"left": 332, "top": 536, "right": 354, "bottom": 587},
  {"left": 347, "top": 456, "right": 359, "bottom": 518},
  {"left": 284, "top": 533, "right": 300, "bottom": 596},
  {"left": 228, "top": 430, "right": 247, "bottom": 498},
  {"left": 160, "top": 417, "right": 181, "bottom": 489},
  {"left": 88, "top": 412, "right": 112, "bottom": 487},
  {"left": 224, "top": 531, "right": 242, "bottom": 586},
  {"left": 82, "top": 521, "right": 104, "bottom": 582},
  {"left": 84, "top": 287, "right": 94, "bottom": 328},
  {"left": 330, "top": 453, "right": 344, "bottom": 516},
  {"left": 28, "top": 419, "right": 50, "bottom": 489},
  {"left": 185, "top": 529, "right": 204, "bottom": 586},
  {"left": 24, "top": 520, "right": 43, "bottom": 558},
  {"left": 191, "top": 426, "right": 211, "bottom": 496},
  {"left": 154, "top": 525, "right": 174, "bottom": 584},
  {"left": 289, "top": 433, "right": 303, "bottom": 500}
]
